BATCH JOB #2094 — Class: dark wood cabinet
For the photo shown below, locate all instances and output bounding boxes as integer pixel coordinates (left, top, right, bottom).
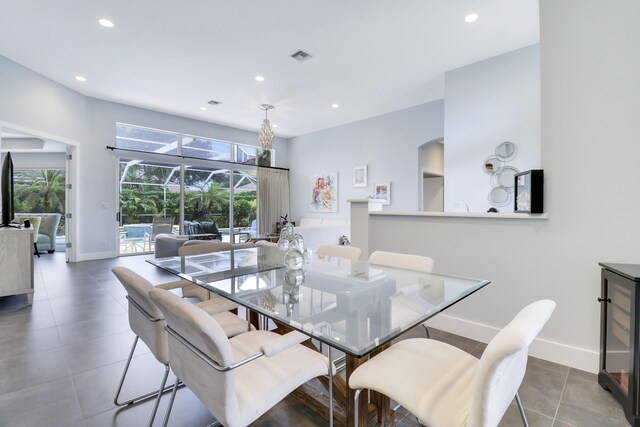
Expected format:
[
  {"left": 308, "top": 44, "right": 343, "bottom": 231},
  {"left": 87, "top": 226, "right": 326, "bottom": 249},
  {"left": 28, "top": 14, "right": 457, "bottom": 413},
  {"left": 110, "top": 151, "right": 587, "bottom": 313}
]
[{"left": 599, "top": 262, "right": 640, "bottom": 426}]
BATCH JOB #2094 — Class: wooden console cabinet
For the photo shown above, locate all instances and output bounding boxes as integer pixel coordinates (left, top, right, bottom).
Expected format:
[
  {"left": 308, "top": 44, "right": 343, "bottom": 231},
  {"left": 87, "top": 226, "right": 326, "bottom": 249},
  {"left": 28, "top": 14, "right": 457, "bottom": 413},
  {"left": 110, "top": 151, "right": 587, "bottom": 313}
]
[{"left": 0, "top": 228, "right": 34, "bottom": 304}]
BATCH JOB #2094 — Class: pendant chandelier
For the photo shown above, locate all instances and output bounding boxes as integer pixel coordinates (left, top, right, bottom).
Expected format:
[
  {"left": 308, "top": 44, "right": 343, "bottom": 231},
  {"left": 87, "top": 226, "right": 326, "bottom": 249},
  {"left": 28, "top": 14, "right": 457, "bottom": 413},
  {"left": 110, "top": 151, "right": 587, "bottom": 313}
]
[{"left": 259, "top": 104, "right": 275, "bottom": 151}]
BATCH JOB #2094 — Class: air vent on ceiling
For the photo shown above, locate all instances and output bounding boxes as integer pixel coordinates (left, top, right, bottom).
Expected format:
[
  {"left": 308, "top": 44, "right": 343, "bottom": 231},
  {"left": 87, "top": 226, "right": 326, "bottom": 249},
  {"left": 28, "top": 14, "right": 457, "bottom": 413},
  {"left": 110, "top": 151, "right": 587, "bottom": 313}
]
[
  {"left": 290, "top": 50, "right": 312, "bottom": 62},
  {"left": 208, "top": 100, "right": 222, "bottom": 106}
]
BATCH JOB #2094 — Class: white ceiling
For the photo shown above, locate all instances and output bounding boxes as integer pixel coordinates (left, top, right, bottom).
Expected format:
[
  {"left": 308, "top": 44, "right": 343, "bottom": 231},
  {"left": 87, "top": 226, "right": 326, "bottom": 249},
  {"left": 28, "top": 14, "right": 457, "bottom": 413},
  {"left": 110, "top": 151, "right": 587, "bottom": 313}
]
[{"left": 0, "top": 0, "right": 539, "bottom": 139}]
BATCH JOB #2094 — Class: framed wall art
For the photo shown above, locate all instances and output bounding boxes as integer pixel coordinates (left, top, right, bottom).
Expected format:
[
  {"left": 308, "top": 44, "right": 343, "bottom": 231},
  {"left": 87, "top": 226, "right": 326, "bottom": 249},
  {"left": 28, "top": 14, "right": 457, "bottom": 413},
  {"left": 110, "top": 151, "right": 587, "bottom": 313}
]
[
  {"left": 310, "top": 172, "right": 338, "bottom": 212},
  {"left": 353, "top": 165, "right": 367, "bottom": 187},
  {"left": 374, "top": 182, "right": 390, "bottom": 205}
]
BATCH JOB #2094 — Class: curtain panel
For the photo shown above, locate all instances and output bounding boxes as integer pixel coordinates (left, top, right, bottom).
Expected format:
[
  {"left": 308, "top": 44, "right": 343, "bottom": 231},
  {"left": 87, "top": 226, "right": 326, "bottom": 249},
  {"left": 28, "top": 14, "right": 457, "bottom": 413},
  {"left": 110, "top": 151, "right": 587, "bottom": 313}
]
[{"left": 257, "top": 168, "right": 289, "bottom": 235}]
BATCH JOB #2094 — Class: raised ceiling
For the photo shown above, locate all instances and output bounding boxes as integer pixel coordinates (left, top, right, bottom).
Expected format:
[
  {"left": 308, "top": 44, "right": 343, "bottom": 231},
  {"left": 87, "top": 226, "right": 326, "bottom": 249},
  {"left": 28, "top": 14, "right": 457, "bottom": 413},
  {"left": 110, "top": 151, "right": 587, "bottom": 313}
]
[{"left": 0, "top": 1, "right": 539, "bottom": 138}]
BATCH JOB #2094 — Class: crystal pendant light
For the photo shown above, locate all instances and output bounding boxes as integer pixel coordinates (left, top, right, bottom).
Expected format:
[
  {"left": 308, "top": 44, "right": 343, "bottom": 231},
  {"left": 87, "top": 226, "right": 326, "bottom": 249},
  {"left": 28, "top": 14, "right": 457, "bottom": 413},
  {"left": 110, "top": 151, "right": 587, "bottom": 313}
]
[{"left": 259, "top": 104, "right": 275, "bottom": 151}]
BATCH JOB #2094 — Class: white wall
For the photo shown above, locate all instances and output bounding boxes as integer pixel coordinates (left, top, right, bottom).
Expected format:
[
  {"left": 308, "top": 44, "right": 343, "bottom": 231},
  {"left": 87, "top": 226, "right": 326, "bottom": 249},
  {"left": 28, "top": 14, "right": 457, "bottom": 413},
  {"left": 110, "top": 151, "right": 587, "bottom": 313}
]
[
  {"left": 0, "top": 55, "right": 288, "bottom": 260},
  {"left": 367, "top": 0, "right": 640, "bottom": 372},
  {"left": 444, "top": 44, "right": 541, "bottom": 212},
  {"left": 10, "top": 152, "right": 66, "bottom": 169},
  {"left": 287, "top": 101, "right": 444, "bottom": 222}
]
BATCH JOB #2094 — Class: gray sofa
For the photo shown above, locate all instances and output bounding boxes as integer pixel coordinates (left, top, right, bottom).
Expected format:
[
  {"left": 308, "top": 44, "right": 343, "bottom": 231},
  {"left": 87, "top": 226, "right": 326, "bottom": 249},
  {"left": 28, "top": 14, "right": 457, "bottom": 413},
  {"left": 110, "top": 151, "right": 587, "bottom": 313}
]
[{"left": 16, "top": 213, "right": 62, "bottom": 253}]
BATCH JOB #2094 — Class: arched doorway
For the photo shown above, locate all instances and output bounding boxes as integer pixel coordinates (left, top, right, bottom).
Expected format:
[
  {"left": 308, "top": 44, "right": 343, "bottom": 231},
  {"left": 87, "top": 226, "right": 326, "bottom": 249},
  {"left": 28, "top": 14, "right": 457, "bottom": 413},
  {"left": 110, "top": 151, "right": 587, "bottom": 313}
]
[{"left": 419, "top": 138, "right": 444, "bottom": 212}]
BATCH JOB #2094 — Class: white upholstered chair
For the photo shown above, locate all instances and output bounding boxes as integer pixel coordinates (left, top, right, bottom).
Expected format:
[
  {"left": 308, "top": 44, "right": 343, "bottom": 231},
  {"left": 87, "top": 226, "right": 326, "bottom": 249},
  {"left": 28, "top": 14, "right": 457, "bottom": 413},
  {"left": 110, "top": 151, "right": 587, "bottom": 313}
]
[
  {"left": 149, "top": 287, "right": 332, "bottom": 427},
  {"left": 316, "top": 244, "right": 362, "bottom": 261},
  {"left": 112, "top": 267, "right": 252, "bottom": 427},
  {"left": 163, "top": 241, "right": 242, "bottom": 307},
  {"left": 368, "top": 250, "right": 435, "bottom": 336},
  {"left": 368, "top": 250, "right": 434, "bottom": 273},
  {"left": 349, "top": 299, "right": 555, "bottom": 427}
]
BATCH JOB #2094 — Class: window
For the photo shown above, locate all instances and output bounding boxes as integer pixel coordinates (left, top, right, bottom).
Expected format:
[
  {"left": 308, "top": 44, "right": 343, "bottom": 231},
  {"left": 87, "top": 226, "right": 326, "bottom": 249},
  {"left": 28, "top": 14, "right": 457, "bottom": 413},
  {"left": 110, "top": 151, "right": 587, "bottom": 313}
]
[{"left": 116, "top": 123, "right": 264, "bottom": 254}]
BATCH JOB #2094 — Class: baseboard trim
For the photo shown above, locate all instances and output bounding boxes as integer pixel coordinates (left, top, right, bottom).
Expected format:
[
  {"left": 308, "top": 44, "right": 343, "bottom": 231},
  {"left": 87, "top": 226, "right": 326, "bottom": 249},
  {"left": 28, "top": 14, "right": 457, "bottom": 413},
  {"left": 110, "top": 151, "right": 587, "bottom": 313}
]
[
  {"left": 76, "top": 250, "right": 118, "bottom": 261},
  {"left": 426, "top": 313, "right": 599, "bottom": 374}
]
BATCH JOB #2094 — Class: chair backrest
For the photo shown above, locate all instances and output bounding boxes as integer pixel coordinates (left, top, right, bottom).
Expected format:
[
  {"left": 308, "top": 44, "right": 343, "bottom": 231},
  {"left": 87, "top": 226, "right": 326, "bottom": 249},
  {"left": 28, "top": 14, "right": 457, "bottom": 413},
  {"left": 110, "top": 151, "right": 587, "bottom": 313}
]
[
  {"left": 316, "top": 244, "right": 362, "bottom": 261},
  {"left": 179, "top": 241, "right": 233, "bottom": 256},
  {"left": 151, "top": 216, "right": 174, "bottom": 240},
  {"left": 111, "top": 267, "right": 169, "bottom": 364},
  {"left": 467, "top": 300, "right": 556, "bottom": 427},
  {"left": 149, "top": 288, "right": 238, "bottom": 424},
  {"left": 368, "top": 251, "right": 434, "bottom": 273},
  {"left": 16, "top": 215, "right": 41, "bottom": 238}
]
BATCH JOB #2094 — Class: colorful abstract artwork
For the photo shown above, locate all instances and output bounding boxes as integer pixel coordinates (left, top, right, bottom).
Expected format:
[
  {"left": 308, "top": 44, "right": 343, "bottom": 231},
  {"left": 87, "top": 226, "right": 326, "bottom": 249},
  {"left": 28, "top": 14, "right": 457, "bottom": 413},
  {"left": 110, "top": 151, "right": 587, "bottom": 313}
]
[{"left": 310, "top": 173, "right": 338, "bottom": 212}]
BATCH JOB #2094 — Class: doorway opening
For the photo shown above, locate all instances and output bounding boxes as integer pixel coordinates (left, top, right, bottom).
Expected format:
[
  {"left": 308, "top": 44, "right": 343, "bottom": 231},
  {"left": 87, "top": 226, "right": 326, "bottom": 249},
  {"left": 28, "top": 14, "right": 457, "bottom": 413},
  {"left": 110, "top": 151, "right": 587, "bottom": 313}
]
[
  {"left": 0, "top": 127, "right": 73, "bottom": 261},
  {"left": 419, "top": 138, "right": 444, "bottom": 212}
]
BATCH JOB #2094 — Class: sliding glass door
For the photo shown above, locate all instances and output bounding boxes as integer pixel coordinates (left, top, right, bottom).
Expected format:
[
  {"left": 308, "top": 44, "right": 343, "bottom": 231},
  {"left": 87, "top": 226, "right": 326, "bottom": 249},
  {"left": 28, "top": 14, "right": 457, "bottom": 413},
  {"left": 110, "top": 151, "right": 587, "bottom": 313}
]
[{"left": 115, "top": 123, "right": 262, "bottom": 254}]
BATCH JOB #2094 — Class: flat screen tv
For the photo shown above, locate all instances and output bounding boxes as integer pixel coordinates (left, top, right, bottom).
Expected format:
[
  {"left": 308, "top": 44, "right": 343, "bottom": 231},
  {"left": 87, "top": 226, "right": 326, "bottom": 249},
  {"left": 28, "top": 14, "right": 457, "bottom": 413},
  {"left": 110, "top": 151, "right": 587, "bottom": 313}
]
[{"left": 0, "top": 152, "right": 17, "bottom": 228}]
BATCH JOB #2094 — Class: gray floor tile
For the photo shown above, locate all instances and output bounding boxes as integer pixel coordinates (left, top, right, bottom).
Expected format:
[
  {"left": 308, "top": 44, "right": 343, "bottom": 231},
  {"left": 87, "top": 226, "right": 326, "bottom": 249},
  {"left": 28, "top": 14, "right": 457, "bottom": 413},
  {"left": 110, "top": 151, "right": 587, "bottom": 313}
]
[
  {"left": 62, "top": 330, "right": 149, "bottom": 375},
  {"left": 72, "top": 353, "right": 176, "bottom": 419},
  {"left": 518, "top": 361, "right": 569, "bottom": 417},
  {"left": 499, "top": 404, "right": 554, "bottom": 427},
  {"left": 0, "top": 377, "right": 84, "bottom": 427},
  {"left": 56, "top": 312, "right": 130, "bottom": 346},
  {"left": 0, "top": 325, "right": 62, "bottom": 362},
  {"left": 0, "top": 347, "right": 69, "bottom": 394},
  {"left": 552, "top": 420, "right": 576, "bottom": 427},
  {"left": 555, "top": 374, "right": 629, "bottom": 427},
  {"left": 567, "top": 367, "right": 597, "bottom": 382},
  {"left": 0, "top": 307, "right": 57, "bottom": 340},
  {"left": 528, "top": 356, "right": 570, "bottom": 376}
]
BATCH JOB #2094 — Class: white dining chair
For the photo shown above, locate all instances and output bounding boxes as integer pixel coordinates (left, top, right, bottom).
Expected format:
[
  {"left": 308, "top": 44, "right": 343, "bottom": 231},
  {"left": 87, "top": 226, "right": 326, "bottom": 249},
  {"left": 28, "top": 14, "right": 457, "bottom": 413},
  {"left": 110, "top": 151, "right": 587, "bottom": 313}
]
[
  {"left": 149, "top": 287, "right": 333, "bottom": 427},
  {"left": 316, "top": 244, "right": 362, "bottom": 261},
  {"left": 112, "top": 267, "right": 253, "bottom": 427},
  {"left": 368, "top": 250, "right": 434, "bottom": 273},
  {"left": 368, "top": 250, "right": 435, "bottom": 337},
  {"left": 161, "top": 241, "right": 241, "bottom": 308},
  {"left": 349, "top": 299, "right": 556, "bottom": 427}
]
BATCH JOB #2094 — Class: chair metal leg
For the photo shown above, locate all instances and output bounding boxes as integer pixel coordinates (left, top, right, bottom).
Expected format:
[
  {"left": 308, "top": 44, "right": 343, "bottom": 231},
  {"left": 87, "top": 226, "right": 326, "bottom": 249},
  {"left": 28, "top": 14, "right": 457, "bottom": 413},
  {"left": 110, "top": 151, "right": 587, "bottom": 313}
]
[
  {"left": 114, "top": 336, "right": 176, "bottom": 407},
  {"left": 515, "top": 392, "right": 529, "bottom": 427},
  {"left": 147, "top": 364, "right": 170, "bottom": 427},
  {"left": 422, "top": 323, "right": 430, "bottom": 338},
  {"left": 162, "top": 378, "right": 180, "bottom": 427},
  {"left": 328, "top": 346, "right": 333, "bottom": 427},
  {"left": 354, "top": 388, "right": 362, "bottom": 427}
]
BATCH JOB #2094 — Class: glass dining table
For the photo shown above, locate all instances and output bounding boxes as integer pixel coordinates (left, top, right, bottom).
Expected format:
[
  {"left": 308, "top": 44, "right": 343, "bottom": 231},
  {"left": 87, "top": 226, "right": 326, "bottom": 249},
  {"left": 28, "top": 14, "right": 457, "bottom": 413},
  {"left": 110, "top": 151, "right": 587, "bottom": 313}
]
[{"left": 148, "top": 246, "right": 490, "bottom": 427}]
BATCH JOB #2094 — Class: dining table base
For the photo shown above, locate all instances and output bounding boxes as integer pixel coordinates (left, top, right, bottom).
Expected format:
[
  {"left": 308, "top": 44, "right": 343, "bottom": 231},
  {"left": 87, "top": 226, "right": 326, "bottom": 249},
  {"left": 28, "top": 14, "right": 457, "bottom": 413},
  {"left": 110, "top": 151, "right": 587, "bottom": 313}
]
[{"left": 275, "top": 323, "right": 396, "bottom": 427}]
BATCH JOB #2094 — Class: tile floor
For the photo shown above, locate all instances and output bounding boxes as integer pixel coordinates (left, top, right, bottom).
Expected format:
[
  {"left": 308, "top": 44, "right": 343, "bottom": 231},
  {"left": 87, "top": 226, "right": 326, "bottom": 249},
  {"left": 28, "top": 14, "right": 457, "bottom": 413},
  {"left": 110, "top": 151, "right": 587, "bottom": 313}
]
[{"left": 0, "top": 253, "right": 631, "bottom": 427}]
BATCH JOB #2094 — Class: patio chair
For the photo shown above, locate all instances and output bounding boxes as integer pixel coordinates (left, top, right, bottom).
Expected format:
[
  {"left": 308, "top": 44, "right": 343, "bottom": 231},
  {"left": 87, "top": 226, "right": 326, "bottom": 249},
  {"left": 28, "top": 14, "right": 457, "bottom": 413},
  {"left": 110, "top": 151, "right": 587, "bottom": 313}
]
[{"left": 146, "top": 217, "right": 175, "bottom": 250}]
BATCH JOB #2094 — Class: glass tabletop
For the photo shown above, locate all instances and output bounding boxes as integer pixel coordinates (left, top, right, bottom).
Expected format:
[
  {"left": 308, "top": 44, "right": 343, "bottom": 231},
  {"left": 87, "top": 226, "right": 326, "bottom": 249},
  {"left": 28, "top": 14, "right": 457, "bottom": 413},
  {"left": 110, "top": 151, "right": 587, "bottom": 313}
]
[{"left": 148, "top": 247, "right": 490, "bottom": 357}]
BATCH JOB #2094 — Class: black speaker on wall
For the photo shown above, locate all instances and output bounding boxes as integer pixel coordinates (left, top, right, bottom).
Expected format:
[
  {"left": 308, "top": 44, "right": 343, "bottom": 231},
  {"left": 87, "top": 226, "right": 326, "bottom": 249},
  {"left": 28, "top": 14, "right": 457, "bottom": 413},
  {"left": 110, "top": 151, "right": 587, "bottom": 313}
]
[{"left": 514, "top": 169, "right": 544, "bottom": 214}]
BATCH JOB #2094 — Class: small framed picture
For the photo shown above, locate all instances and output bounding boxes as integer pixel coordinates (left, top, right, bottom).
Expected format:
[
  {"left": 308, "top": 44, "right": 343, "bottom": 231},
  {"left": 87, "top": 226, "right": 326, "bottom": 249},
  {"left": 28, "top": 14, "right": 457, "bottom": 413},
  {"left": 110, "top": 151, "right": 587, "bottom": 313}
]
[
  {"left": 374, "top": 182, "right": 390, "bottom": 205},
  {"left": 353, "top": 165, "right": 367, "bottom": 187}
]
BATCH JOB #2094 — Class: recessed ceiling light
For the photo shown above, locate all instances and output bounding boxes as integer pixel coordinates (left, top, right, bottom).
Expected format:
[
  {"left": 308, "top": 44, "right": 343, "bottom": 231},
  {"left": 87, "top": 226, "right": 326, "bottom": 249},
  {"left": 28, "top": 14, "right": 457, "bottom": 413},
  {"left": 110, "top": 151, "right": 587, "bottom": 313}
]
[
  {"left": 98, "top": 18, "right": 114, "bottom": 28},
  {"left": 200, "top": 107, "right": 208, "bottom": 111},
  {"left": 464, "top": 13, "right": 479, "bottom": 23},
  {"left": 255, "top": 75, "right": 265, "bottom": 82},
  {"left": 75, "top": 76, "right": 87, "bottom": 82},
  {"left": 331, "top": 104, "right": 340, "bottom": 109},
  {"left": 272, "top": 124, "right": 279, "bottom": 128}
]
